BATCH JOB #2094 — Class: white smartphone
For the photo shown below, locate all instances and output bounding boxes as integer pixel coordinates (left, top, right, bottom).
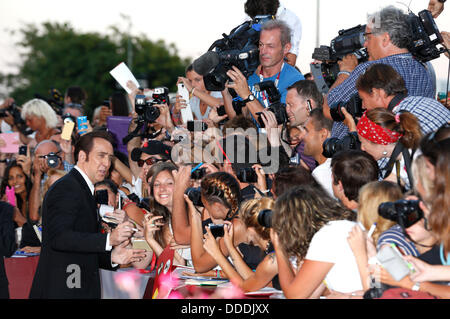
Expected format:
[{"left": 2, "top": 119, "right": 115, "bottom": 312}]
[{"left": 177, "top": 83, "right": 194, "bottom": 124}]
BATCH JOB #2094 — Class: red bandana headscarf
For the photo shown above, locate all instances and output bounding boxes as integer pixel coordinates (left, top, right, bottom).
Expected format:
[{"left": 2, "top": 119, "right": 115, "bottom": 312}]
[{"left": 357, "top": 112, "right": 403, "bottom": 145}]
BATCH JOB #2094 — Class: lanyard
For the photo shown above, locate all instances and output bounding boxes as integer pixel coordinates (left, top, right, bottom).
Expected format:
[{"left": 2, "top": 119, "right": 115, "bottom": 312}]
[{"left": 259, "top": 63, "right": 284, "bottom": 108}]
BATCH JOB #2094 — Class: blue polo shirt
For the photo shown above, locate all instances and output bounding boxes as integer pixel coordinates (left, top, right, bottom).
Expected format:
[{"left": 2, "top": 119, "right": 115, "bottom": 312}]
[{"left": 245, "top": 63, "right": 304, "bottom": 126}]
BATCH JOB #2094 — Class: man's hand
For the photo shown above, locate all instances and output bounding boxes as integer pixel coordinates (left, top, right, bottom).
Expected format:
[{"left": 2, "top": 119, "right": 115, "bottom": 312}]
[
  {"left": 110, "top": 221, "right": 136, "bottom": 246},
  {"left": 111, "top": 240, "right": 147, "bottom": 265},
  {"left": 226, "top": 66, "right": 252, "bottom": 99},
  {"left": 428, "top": 0, "right": 445, "bottom": 18},
  {"left": 338, "top": 54, "right": 359, "bottom": 73}
]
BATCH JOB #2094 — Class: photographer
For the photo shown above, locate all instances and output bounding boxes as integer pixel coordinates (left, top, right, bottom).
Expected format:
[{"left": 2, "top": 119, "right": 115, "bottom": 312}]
[
  {"left": 353, "top": 63, "right": 450, "bottom": 135},
  {"left": 244, "top": 0, "right": 302, "bottom": 66},
  {"left": 301, "top": 108, "right": 335, "bottom": 197},
  {"left": 324, "top": 6, "right": 435, "bottom": 139},
  {"left": 223, "top": 19, "right": 304, "bottom": 126}
]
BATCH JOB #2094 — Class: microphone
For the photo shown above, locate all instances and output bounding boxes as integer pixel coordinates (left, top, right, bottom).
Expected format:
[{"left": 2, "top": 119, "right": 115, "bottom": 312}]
[{"left": 193, "top": 51, "right": 220, "bottom": 76}]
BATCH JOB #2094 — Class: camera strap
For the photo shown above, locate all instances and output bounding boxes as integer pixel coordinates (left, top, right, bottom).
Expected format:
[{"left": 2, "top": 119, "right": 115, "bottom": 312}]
[
  {"left": 381, "top": 142, "right": 415, "bottom": 189},
  {"left": 259, "top": 63, "right": 284, "bottom": 108},
  {"left": 387, "top": 94, "right": 408, "bottom": 112}
]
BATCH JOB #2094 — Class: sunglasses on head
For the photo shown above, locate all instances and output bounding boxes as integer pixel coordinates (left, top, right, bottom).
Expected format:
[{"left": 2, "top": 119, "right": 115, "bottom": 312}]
[{"left": 137, "top": 157, "right": 163, "bottom": 167}]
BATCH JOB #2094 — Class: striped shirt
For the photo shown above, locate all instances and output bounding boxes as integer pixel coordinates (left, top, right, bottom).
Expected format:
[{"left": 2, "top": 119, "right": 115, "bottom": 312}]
[
  {"left": 328, "top": 53, "right": 435, "bottom": 139},
  {"left": 377, "top": 225, "right": 420, "bottom": 257}
]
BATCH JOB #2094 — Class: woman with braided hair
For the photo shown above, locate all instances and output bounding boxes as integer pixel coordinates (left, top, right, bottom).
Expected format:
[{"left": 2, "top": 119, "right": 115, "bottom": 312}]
[{"left": 185, "top": 172, "right": 264, "bottom": 274}]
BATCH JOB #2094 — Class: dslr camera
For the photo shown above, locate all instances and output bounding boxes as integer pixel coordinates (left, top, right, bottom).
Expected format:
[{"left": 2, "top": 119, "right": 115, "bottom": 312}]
[
  {"left": 329, "top": 94, "right": 364, "bottom": 123},
  {"left": 254, "top": 80, "right": 288, "bottom": 127},
  {"left": 378, "top": 199, "right": 424, "bottom": 229},
  {"left": 45, "top": 152, "right": 62, "bottom": 169},
  {"left": 322, "top": 132, "right": 361, "bottom": 158},
  {"left": 236, "top": 167, "right": 258, "bottom": 184},
  {"left": 193, "top": 15, "right": 273, "bottom": 92},
  {"left": 135, "top": 87, "right": 170, "bottom": 123},
  {"left": 185, "top": 187, "right": 203, "bottom": 207}
]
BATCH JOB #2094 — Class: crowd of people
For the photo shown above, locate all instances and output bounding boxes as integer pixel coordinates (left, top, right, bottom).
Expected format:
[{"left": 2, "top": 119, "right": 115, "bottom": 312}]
[{"left": 0, "top": 0, "right": 450, "bottom": 299}]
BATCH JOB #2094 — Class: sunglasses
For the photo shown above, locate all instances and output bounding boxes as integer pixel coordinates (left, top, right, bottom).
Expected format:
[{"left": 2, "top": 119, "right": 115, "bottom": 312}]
[{"left": 137, "top": 157, "right": 163, "bottom": 167}]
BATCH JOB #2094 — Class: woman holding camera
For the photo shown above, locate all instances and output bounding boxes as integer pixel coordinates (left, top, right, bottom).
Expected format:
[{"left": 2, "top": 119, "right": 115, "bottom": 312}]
[
  {"left": 184, "top": 172, "right": 262, "bottom": 274},
  {"left": 203, "top": 197, "right": 281, "bottom": 292},
  {"left": 271, "top": 183, "right": 360, "bottom": 298}
]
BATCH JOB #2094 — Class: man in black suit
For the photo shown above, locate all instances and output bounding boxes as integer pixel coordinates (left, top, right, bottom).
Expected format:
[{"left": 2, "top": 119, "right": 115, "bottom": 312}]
[{"left": 29, "top": 131, "right": 146, "bottom": 299}]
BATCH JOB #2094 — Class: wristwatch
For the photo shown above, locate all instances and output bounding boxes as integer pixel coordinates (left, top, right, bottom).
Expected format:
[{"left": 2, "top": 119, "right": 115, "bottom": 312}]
[{"left": 242, "top": 94, "right": 256, "bottom": 104}]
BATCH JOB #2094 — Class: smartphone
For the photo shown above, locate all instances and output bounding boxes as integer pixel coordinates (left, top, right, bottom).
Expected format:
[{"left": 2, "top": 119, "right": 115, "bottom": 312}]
[
  {"left": 187, "top": 120, "right": 208, "bottom": 132},
  {"left": 132, "top": 238, "right": 152, "bottom": 252},
  {"left": 77, "top": 116, "right": 88, "bottom": 136},
  {"left": 376, "top": 244, "right": 415, "bottom": 281},
  {"left": 19, "top": 146, "right": 27, "bottom": 156},
  {"left": 61, "top": 121, "right": 75, "bottom": 141},
  {"left": 177, "top": 83, "right": 194, "bottom": 124},
  {"left": 5, "top": 186, "right": 16, "bottom": 207},
  {"left": 209, "top": 224, "right": 225, "bottom": 238}
]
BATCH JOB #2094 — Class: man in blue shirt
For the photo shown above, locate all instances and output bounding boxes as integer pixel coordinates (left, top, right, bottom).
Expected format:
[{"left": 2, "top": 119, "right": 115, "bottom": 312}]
[
  {"left": 323, "top": 6, "right": 435, "bottom": 139},
  {"left": 223, "top": 19, "right": 304, "bottom": 127}
]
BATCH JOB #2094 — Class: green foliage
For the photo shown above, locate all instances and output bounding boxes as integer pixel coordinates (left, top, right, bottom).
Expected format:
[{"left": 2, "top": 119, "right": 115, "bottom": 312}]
[{"left": 1, "top": 21, "right": 191, "bottom": 118}]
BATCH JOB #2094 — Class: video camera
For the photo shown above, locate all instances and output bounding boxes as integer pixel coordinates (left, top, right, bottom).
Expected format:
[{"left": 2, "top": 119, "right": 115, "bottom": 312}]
[
  {"left": 123, "top": 87, "right": 169, "bottom": 144},
  {"left": 193, "top": 15, "right": 273, "bottom": 92},
  {"left": 378, "top": 199, "right": 424, "bottom": 230},
  {"left": 322, "top": 132, "right": 361, "bottom": 159},
  {"left": 254, "top": 80, "right": 288, "bottom": 127},
  {"left": 311, "top": 10, "right": 446, "bottom": 94}
]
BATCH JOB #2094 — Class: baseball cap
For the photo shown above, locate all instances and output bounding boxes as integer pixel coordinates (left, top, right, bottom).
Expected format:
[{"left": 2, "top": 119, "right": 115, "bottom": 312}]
[{"left": 131, "top": 140, "right": 172, "bottom": 162}]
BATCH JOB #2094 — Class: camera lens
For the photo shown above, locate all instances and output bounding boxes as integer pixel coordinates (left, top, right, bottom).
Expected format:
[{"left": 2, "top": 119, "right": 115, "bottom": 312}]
[
  {"left": 257, "top": 209, "right": 273, "bottom": 228},
  {"left": 144, "top": 106, "right": 161, "bottom": 123}
]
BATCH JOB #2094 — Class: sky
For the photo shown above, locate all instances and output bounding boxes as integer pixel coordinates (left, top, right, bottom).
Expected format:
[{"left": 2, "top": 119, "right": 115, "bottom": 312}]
[{"left": 0, "top": 0, "right": 449, "bottom": 94}]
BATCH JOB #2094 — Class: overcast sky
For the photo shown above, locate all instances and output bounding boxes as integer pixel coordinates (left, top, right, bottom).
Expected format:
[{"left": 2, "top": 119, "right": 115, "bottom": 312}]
[{"left": 0, "top": 0, "right": 449, "bottom": 93}]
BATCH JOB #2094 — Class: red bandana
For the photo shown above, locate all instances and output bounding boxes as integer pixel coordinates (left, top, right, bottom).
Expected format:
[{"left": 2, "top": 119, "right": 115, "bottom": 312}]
[{"left": 357, "top": 112, "right": 403, "bottom": 145}]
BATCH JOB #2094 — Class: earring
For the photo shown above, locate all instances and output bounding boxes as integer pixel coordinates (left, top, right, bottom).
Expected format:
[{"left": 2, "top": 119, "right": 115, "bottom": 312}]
[{"left": 382, "top": 151, "right": 388, "bottom": 156}]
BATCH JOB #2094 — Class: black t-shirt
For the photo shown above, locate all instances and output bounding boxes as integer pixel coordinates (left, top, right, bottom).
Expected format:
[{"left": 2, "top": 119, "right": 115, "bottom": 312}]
[{"left": 419, "top": 245, "right": 449, "bottom": 286}]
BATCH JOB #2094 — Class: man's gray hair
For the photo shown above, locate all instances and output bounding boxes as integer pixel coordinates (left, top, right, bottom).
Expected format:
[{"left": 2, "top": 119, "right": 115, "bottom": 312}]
[
  {"left": 261, "top": 19, "right": 292, "bottom": 47},
  {"left": 367, "top": 6, "right": 412, "bottom": 49}
]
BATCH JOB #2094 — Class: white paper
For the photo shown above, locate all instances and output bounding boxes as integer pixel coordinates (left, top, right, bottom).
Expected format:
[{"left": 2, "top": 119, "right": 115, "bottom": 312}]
[{"left": 109, "top": 62, "right": 140, "bottom": 94}]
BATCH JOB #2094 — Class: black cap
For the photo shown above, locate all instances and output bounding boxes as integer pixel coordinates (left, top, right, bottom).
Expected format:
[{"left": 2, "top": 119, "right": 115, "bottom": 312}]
[{"left": 131, "top": 140, "right": 172, "bottom": 162}]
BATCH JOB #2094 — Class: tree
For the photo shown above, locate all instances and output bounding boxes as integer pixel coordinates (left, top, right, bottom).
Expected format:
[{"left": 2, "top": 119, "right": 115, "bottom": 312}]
[{"left": 1, "top": 21, "right": 191, "bottom": 118}]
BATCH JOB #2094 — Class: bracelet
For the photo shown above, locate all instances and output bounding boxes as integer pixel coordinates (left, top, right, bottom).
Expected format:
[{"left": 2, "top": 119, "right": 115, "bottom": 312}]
[
  {"left": 261, "top": 189, "right": 271, "bottom": 194},
  {"left": 411, "top": 282, "right": 421, "bottom": 291},
  {"left": 338, "top": 71, "right": 351, "bottom": 77}
]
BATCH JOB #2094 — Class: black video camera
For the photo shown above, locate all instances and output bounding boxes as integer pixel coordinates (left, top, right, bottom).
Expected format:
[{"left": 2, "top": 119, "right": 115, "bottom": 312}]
[
  {"left": 254, "top": 80, "right": 288, "bottom": 127},
  {"left": 185, "top": 187, "right": 203, "bottom": 207},
  {"left": 257, "top": 209, "right": 273, "bottom": 228},
  {"left": 322, "top": 132, "right": 361, "bottom": 159},
  {"left": 194, "top": 15, "right": 273, "bottom": 92},
  {"left": 329, "top": 94, "right": 364, "bottom": 123},
  {"left": 378, "top": 199, "right": 424, "bottom": 229}
]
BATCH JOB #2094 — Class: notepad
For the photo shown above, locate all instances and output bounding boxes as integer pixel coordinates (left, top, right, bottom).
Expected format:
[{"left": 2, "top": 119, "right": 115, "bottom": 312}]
[{"left": 109, "top": 62, "right": 140, "bottom": 94}]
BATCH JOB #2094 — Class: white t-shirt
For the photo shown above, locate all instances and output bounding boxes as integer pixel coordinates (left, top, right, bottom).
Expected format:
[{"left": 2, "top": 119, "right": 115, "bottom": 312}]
[
  {"left": 305, "top": 220, "right": 362, "bottom": 293},
  {"left": 312, "top": 158, "right": 335, "bottom": 198}
]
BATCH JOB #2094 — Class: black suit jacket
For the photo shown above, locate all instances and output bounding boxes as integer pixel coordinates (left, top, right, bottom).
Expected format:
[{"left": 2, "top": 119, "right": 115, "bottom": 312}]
[
  {"left": 0, "top": 202, "right": 16, "bottom": 299},
  {"left": 29, "top": 168, "right": 116, "bottom": 299}
]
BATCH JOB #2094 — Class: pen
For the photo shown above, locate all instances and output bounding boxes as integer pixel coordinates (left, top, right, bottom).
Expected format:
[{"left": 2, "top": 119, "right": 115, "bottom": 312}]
[{"left": 367, "top": 223, "right": 377, "bottom": 238}]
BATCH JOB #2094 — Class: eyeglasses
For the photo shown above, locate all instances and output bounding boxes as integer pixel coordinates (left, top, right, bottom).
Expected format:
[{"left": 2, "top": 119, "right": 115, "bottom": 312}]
[
  {"left": 363, "top": 32, "right": 373, "bottom": 41},
  {"left": 137, "top": 157, "right": 164, "bottom": 167}
]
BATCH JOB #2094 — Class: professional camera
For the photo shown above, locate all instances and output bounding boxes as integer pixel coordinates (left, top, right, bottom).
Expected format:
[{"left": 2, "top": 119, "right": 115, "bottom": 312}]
[
  {"left": 0, "top": 102, "right": 26, "bottom": 129},
  {"left": 257, "top": 209, "right": 273, "bottom": 228},
  {"left": 322, "top": 132, "right": 361, "bottom": 158},
  {"left": 236, "top": 167, "right": 258, "bottom": 184},
  {"left": 185, "top": 187, "right": 203, "bottom": 207},
  {"left": 254, "top": 80, "right": 288, "bottom": 127},
  {"left": 311, "top": 25, "right": 368, "bottom": 94},
  {"left": 135, "top": 87, "right": 169, "bottom": 123},
  {"left": 378, "top": 199, "right": 424, "bottom": 229},
  {"left": 329, "top": 94, "right": 364, "bottom": 122},
  {"left": 311, "top": 10, "right": 446, "bottom": 94},
  {"left": 193, "top": 15, "right": 273, "bottom": 92}
]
